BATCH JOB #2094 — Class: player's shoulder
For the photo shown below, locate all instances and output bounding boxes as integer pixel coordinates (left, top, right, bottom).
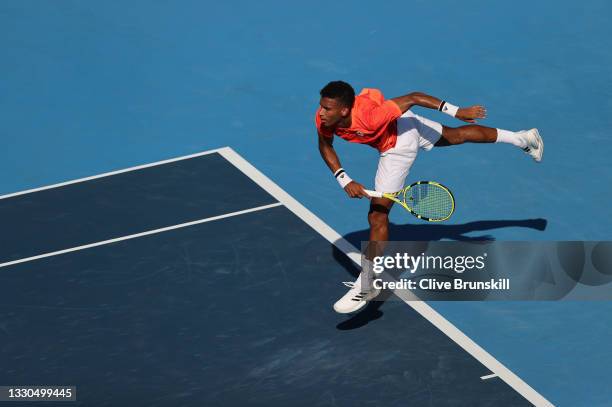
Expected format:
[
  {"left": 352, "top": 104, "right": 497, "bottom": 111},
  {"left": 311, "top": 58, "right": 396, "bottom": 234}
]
[
  {"left": 354, "top": 88, "right": 387, "bottom": 119},
  {"left": 357, "top": 88, "right": 386, "bottom": 104}
]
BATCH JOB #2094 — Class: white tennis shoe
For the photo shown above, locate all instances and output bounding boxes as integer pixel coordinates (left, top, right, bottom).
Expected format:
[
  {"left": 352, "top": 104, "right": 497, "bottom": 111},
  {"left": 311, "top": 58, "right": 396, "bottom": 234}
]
[
  {"left": 521, "top": 128, "right": 544, "bottom": 162},
  {"left": 333, "top": 272, "right": 381, "bottom": 314}
]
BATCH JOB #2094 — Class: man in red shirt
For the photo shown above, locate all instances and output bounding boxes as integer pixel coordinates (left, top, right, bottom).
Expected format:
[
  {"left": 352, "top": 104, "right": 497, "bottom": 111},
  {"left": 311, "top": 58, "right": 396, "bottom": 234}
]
[{"left": 316, "top": 81, "right": 543, "bottom": 313}]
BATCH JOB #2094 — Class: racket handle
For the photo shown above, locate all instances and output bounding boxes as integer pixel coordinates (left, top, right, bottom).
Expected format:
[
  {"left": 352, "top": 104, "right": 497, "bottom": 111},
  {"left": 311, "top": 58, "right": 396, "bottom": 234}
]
[{"left": 364, "top": 189, "right": 383, "bottom": 198}]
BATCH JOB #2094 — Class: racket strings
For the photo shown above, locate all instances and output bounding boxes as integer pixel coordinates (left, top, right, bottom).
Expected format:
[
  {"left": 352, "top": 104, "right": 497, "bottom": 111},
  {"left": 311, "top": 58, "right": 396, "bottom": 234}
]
[{"left": 405, "top": 184, "right": 453, "bottom": 220}]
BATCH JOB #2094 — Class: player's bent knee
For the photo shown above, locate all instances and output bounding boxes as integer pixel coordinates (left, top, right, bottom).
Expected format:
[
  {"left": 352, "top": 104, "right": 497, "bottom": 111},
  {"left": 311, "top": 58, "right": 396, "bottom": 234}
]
[
  {"left": 368, "top": 209, "right": 389, "bottom": 228},
  {"left": 439, "top": 127, "right": 465, "bottom": 145}
]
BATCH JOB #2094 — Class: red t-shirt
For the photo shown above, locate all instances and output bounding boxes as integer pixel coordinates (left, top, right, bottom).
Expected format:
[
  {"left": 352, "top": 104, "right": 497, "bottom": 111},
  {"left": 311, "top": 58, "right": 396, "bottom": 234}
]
[{"left": 315, "top": 88, "right": 402, "bottom": 152}]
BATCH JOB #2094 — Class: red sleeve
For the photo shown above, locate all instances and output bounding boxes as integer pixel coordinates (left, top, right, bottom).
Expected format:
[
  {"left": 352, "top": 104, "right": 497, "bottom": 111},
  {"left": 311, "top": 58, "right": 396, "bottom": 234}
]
[
  {"left": 359, "top": 88, "right": 385, "bottom": 104},
  {"left": 315, "top": 108, "right": 334, "bottom": 138}
]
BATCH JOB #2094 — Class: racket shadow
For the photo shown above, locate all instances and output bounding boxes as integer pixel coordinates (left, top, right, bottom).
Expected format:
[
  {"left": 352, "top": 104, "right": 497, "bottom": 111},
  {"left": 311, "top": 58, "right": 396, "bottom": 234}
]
[{"left": 332, "top": 218, "right": 547, "bottom": 330}]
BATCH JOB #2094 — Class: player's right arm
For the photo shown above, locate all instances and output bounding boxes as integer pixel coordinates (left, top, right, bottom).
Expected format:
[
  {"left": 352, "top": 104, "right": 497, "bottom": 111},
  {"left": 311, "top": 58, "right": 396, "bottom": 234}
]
[
  {"left": 317, "top": 133, "right": 368, "bottom": 198},
  {"left": 317, "top": 132, "right": 339, "bottom": 172}
]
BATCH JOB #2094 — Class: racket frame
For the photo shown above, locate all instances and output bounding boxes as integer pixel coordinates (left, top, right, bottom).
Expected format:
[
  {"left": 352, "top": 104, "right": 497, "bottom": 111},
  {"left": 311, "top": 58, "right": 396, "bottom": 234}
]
[{"left": 365, "top": 181, "right": 455, "bottom": 222}]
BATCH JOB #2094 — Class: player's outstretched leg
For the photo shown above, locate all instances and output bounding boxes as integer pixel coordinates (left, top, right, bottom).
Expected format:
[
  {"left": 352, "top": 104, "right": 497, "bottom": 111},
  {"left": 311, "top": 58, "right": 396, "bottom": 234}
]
[
  {"left": 435, "top": 125, "right": 543, "bottom": 162},
  {"left": 333, "top": 198, "right": 392, "bottom": 314}
]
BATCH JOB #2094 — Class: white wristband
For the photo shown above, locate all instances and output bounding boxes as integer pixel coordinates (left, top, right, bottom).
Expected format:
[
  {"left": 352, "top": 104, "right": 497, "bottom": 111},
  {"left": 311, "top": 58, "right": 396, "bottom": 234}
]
[
  {"left": 438, "top": 101, "right": 459, "bottom": 117},
  {"left": 334, "top": 168, "right": 353, "bottom": 188}
]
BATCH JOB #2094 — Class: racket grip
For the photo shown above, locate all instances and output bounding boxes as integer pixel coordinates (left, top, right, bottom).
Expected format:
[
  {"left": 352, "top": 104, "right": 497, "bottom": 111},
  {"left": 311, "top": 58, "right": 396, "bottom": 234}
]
[{"left": 364, "top": 189, "right": 383, "bottom": 198}]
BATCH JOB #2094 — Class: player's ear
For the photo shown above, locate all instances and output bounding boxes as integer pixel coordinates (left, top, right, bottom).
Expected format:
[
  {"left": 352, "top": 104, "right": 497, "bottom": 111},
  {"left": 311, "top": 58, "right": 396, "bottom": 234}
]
[{"left": 341, "top": 106, "right": 350, "bottom": 117}]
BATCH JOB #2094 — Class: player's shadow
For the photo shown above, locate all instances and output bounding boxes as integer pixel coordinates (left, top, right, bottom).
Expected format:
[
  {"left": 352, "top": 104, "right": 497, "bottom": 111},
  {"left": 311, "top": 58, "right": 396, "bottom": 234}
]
[{"left": 332, "top": 218, "right": 547, "bottom": 330}]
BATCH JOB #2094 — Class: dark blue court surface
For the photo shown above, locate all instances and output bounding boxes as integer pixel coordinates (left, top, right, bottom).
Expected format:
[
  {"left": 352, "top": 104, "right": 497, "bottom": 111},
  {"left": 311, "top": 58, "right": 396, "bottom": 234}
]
[{"left": 0, "top": 151, "right": 539, "bottom": 406}]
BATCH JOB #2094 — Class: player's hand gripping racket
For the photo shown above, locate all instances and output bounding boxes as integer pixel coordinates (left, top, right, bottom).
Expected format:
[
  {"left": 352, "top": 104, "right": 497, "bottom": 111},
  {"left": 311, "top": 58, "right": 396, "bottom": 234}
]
[{"left": 365, "top": 181, "right": 455, "bottom": 222}]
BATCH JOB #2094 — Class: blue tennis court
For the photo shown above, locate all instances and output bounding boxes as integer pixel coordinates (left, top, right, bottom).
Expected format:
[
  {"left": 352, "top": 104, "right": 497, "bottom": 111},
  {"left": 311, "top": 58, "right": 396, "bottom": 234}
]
[{"left": 0, "top": 149, "right": 544, "bottom": 405}]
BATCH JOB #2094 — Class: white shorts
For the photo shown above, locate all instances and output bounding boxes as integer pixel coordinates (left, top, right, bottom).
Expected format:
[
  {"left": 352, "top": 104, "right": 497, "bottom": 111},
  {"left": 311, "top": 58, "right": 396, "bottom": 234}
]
[{"left": 374, "top": 110, "right": 443, "bottom": 193}]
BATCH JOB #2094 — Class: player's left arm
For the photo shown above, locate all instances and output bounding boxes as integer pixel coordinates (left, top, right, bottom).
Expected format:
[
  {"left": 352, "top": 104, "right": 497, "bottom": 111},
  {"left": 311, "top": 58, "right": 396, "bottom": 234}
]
[{"left": 390, "top": 92, "right": 486, "bottom": 123}]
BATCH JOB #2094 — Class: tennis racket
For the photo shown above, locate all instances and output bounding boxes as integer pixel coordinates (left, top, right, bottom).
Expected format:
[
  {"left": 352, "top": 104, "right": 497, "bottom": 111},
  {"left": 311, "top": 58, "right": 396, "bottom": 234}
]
[{"left": 365, "top": 181, "right": 455, "bottom": 222}]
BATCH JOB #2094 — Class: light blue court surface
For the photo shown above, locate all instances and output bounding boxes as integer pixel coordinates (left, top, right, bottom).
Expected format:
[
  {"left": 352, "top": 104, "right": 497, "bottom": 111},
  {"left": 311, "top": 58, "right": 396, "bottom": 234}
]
[{"left": 2, "top": 1, "right": 612, "bottom": 405}]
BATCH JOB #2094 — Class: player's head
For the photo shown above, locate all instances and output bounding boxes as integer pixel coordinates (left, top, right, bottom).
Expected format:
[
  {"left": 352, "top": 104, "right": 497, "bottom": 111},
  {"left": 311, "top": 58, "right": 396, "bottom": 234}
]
[{"left": 319, "top": 81, "right": 355, "bottom": 127}]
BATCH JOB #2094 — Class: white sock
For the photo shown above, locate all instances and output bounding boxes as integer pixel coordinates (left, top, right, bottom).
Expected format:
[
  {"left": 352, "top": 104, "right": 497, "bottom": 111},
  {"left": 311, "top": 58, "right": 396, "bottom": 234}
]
[{"left": 496, "top": 129, "right": 527, "bottom": 148}]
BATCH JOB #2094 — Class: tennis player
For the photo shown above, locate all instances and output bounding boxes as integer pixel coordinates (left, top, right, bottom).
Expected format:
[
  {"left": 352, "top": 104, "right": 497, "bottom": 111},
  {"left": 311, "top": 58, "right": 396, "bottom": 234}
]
[{"left": 316, "top": 81, "right": 543, "bottom": 313}]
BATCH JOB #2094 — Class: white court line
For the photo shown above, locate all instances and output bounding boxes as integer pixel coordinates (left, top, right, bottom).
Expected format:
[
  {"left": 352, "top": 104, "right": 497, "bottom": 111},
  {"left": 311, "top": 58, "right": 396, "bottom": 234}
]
[
  {"left": 481, "top": 373, "right": 499, "bottom": 380},
  {"left": 0, "top": 203, "right": 282, "bottom": 269},
  {"left": 218, "top": 146, "right": 554, "bottom": 407},
  {"left": 0, "top": 148, "right": 227, "bottom": 200}
]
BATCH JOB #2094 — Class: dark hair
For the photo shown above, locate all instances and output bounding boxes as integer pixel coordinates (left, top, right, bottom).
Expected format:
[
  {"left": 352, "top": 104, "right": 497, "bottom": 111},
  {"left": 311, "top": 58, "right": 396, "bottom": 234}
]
[{"left": 320, "top": 81, "right": 355, "bottom": 107}]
